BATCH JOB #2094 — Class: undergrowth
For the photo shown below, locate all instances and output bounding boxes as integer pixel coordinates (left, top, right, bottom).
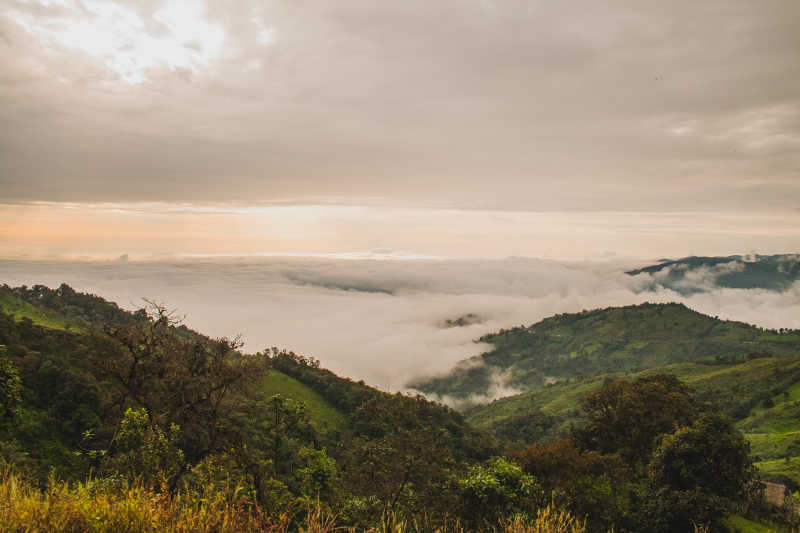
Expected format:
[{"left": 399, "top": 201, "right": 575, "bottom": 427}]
[{"left": 0, "top": 470, "right": 594, "bottom": 533}]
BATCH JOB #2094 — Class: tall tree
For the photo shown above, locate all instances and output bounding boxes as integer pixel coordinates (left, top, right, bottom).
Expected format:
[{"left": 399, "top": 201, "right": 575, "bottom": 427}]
[{"left": 573, "top": 374, "right": 697, "bottom": 467}]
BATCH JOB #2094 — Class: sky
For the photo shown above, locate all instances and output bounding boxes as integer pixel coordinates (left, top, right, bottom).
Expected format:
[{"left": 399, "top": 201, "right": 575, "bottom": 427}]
[{"left": 1, "top": 0, "right": 799, "bottom": 258}]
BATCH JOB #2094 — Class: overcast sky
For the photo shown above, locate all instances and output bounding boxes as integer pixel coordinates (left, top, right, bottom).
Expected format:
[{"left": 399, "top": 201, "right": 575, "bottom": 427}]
[{"left": 1, "top": 0, "right": 799, "bottom": 258}]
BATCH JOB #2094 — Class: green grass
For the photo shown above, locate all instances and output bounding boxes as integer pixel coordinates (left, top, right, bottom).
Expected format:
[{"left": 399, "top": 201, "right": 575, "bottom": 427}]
[
  {"left": 755, "top": 456, "right": 800, "bottom": 488},
  {"left": 737, "top": 377, "right": 800, "bottom": 465},
  {"left": 745, "top": 432, "right": 800, "bottom": 464},
  {"left": 723, "top": 514, "right": 789, "bottom": 533},
  {"left": 0, "top": 291, "right": 83, "bottom": 332},
  {"left": 257, "top": 370, "right": 347, "bottom": 431}
]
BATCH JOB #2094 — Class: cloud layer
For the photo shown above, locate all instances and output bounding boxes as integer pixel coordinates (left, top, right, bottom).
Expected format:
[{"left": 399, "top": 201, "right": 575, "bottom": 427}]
[
  {"left": 1, "top": 0, "right": 799, "bottom": 210},
  {"left": 3, "top": 257, "right": 800, "bottom": 395}
]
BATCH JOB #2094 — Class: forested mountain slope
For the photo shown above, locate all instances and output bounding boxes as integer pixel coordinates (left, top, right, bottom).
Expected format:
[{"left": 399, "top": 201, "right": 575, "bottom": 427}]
[
  {"left": 409, "top": 302, "right": 800, "bottom": 400},
  {"left": 627, "top": 253, "right": 800, "bottom": 293},
  {"left": 0, "top": 283, "right": 495, "bottom": 523},
  {"left": 0, "top": 283, "right": 794, "bottom": 531}
]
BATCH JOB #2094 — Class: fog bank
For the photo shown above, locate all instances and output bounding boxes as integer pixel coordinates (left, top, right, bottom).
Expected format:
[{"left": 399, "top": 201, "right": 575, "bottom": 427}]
[{"left": 2, "top": 257, "right": 799, "bottom": 393}]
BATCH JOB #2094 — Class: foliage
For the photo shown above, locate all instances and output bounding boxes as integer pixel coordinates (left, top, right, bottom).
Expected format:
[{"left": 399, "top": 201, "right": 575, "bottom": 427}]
[
  {"left": 0, "top": 283, "right": 787, "bottom": 531},
  {"left": 0, "top": 283, "right": 136, "bottom": 331},
  {"left": 412, "top": 302, "right": 800, "bottom": 400},
  {"left": 505, "top": 375, "right": 756, "bottom": 532},
  {"left": 511, "top": 439, "right": 630, "bottom": 531},
  {"left": 0, "top": 469, "right": 289, "bottom": 533},
  {"left": 337, "top": 393, "right": 495, "bottom": 525},
  {"left": 456, "top": 457, "right": 540, "bottom": 528},
  {"left": 573, "top": 374, "right": 697, "bottom": 466},
  {"left": 0, "top": 468, "right": 599, "bottom": 533},
  {"left": 0, "top": 348, "right": 22, "bottom": 419},
  {"left": 101, "top": 407, "right": 185, "bottom": 486},
  {"left": 467, "top": 353, "right": 800, "bottom": 491},
  {"left": 633, "top": 412, "right": 757, "bottom": 532},
  {"left": 486, "top": 406, "right": 555, "bottom": 445},
  {"left": 649, "top": 412, "right": 754, "bottom": 501}
]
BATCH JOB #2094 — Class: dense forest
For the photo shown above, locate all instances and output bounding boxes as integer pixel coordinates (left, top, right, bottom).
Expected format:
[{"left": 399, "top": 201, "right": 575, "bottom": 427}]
[{"left": 0, "top": 283, "right": 797, "bottom": 532}]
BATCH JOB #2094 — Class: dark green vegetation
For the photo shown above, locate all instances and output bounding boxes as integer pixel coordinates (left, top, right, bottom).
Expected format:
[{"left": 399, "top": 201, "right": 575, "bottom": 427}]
[
  {"left": 510, "top": 375, "right": 759, "bottom": 533},
  {"left": 0, "top": 283, "right": 497, "bottom": 529},
  {"left": 0, "top": 283, "right": 794, "bottom": 531},
  {"left": 410, "top": 302, "right": 800, "bottom": 400},
  {"left": 454, "top": 320, "right": 800, "bottom": 511},
  {"left": 466, "top": 356, "right": 800, "bottom": 444},
  {"left": 627, "top": 254, "right": 800, "bottom": 293}
]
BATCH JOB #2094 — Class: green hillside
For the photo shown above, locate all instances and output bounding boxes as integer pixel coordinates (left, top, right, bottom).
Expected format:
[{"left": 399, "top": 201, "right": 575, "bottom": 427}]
[
  {"left": 410, "top": 302, "right": 800, "bottom": 400},
  {"left": 466, "top": 355, "right": 800, "bottom": 489},
  {"left": 627, "top": 254, "right": 800, "bottom": 293},
  {"left": 0, "top": 290, "right": 83, "bottom": 332},
  {"left": 257, "top": 369, "right": 347, "bottom": 431},
  {"left": 0, "top": 283, "right": 498, "bottom": 529},
  {"left": 0, "top": 283, "right": 791, "bottom": 531},
  {"left": 0, "top": 283, "right": 138, "bottom": 330}
]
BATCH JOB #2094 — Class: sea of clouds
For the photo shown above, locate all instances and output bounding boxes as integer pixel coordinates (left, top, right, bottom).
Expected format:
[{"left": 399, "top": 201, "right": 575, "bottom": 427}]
[{"left": 1, "top": 257, "right": 799, "bottom": 398}]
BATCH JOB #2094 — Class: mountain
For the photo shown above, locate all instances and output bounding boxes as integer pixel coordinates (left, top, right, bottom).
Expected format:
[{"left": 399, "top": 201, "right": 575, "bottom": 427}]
[
  {"left": 627, "top": 253, "right": 800, "bottom": 293},
  {"left": 465, "top": 354, "right": 800, "bottom": 489},
  {"left": 0, "top": 283, "right": 789, "bottom": 531},
  {"left": 0, "top": 283, "right": 493, "bottom": 484},
  {"left": 408, "top": 302, "right": 800, "bottom": 401}
]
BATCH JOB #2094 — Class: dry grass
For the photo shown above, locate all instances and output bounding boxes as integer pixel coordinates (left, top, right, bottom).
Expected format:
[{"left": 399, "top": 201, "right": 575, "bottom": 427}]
[
  {"left": 501, "top": 506, "right": 586, "bottom": 533},
  {"left": 0, "top": 471, "right": 591, "bottom": 533},
  {"left": 0, "top": 471, "right": 286, "bottom": 533}
]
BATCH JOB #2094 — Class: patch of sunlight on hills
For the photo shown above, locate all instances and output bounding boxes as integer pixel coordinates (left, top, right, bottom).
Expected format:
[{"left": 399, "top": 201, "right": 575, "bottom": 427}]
[
  {"left": 257, "top": 370, "right": 347, "bottom": 431},
  {"left": 0, "top": 292, "right": 84, "bottom": 332}
]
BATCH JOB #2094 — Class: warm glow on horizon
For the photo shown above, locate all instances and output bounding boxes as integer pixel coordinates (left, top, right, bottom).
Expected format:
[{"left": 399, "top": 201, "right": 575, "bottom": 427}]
[{"left": 2, "top": 202, "right": 800, "bottom": 262}]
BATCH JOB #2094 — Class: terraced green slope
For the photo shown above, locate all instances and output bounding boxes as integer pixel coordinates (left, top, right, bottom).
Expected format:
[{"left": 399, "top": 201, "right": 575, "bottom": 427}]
[{"left": 410, "top": 302, "right": 800, "bottom": 400}]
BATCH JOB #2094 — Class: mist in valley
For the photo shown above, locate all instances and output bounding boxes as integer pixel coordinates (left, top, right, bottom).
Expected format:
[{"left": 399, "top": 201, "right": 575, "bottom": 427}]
[{"left": 3, "top": 256, "right": 799, "bottom": 399}]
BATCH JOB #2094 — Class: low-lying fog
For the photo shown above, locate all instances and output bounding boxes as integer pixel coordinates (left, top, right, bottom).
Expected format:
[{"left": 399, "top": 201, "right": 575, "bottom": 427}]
[{"left": 2, "top": 257, "right": 800, "bottom": 395}]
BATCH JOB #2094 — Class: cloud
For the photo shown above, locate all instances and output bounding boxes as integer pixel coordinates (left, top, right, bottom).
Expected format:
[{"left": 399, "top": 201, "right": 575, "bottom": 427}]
[
  {"left": 3, "top": 256, "right": 800, "bottom": 395},
  {"left": 427, "top": 367, "right": 525, "bottom": 410},
  {"left": 1, "top": 0, "right": 799, "bottom": 210},
  {"left": 644, "top": 260, "right": 747, "bottom": 292}
]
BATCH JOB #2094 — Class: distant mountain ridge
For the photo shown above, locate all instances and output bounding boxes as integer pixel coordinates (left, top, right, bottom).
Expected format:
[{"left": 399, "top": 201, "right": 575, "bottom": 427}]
[
  {"left": 627, "top": 253, "right": 800, "bottom": 293},
  {"left": 408, "top": 302, "right": 800, "bottom": 401}
]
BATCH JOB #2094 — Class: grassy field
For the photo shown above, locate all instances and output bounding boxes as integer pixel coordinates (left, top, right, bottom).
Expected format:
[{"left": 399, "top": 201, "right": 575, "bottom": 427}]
[
  {"left": 0, "top": 291, "right": 84, "bottom": 332},
  {"left": 723, "top": 514, "right": 790, "bottom": 533},
  {"left": 257, "top": 370, "right": 348, "bottom": 431},
  {"left": 755, "top": 457, "right": 800, "bottom": 488}
]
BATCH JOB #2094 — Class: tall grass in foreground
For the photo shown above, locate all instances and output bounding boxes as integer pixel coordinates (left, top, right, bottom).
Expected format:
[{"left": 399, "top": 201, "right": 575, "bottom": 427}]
[
  {"left": 501, "top": 507, "right": 586, "bottom": 533},
  {"left": 0, "top": 471, "right": 286, "bottom": 533},
  {"left": 0, "top": 470, "right": 591, "bottom": 533}
]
